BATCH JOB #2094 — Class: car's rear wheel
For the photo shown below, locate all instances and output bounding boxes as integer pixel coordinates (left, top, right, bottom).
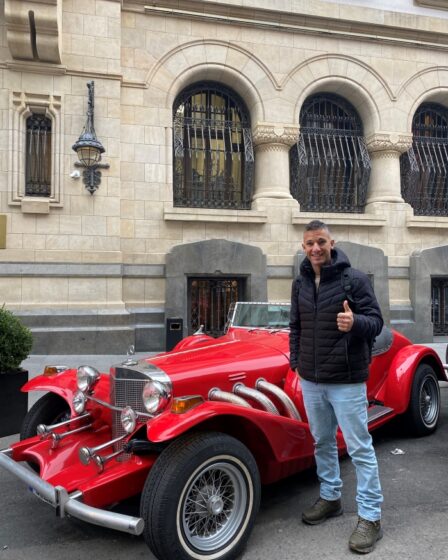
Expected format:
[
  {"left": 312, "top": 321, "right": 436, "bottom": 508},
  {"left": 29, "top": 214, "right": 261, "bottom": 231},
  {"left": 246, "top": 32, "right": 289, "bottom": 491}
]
[
  {"left": 140, "top": 431, "right": 261, "bottom": 560},
  {"left": 20, "top": 392, "right": 70, "bottom": 440},
  {"left": 405, "top": 364, "right": 440, "bottom": 437}
]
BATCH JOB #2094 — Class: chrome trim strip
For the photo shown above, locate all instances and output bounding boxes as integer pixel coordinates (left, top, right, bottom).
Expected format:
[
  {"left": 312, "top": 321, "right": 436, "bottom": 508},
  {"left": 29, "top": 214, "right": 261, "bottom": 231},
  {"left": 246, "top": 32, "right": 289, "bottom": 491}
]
[
  {"left": 0, "top": 450, "right": 144, "bottom": 536},
  {"left": 256, "top": 378, "right": 302, "bottom": 421},
  {"left": 233, "top": 383, "right": 280, "bottom": 415}
]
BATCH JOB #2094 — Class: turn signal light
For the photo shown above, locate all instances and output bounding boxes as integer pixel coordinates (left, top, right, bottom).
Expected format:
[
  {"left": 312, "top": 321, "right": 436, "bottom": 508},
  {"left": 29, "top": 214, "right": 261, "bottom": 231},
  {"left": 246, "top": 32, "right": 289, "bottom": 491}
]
[
  {"left": 170, "top": 395, "right": 204, "bottom": 414},
  {"left": 43, "top": 365, "right": 68, "bottom": 376}
]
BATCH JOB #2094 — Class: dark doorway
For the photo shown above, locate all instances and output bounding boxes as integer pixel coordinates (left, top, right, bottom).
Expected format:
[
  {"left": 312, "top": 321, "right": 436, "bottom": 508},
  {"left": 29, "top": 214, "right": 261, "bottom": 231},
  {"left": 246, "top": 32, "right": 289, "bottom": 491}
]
[
  {"left": 431, "top": 278, "right": 448, "bottom": 335},
  {"left": 188, "top": 277, "right": 245, "bottom": 336}
]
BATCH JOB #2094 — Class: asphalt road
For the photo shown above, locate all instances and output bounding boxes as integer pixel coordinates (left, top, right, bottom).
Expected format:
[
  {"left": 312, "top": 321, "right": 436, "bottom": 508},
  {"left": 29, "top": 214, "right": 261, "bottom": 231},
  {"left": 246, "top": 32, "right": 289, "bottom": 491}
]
[{"left": 0, "top": 387, "right": 447, "bottom": 560}]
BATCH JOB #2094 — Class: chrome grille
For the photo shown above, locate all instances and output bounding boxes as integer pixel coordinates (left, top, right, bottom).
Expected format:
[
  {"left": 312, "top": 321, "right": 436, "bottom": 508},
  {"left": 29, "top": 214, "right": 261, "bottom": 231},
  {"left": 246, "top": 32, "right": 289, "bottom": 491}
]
[
  {"left": 109, "top": 360, "right": 172, "bottom": 454},
  {"left": 111, "top": 377, "right": 147, "bottom": 451}
]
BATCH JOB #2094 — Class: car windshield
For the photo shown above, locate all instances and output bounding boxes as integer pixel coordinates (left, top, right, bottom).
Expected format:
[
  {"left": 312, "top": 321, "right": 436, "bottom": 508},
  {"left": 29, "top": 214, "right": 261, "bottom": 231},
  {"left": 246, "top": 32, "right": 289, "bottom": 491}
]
[{"left": 229, "top": 302, "right": 291, "bottom": 329}]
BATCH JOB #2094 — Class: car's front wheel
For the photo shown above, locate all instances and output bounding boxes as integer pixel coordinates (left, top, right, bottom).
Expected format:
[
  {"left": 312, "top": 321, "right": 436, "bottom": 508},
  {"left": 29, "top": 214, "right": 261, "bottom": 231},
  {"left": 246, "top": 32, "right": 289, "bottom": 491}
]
[
  {"left": 140, "top": 432, "right": 261, "bottom": 560},
  {"left": 405, "top": 364, "right": 440, "bottom": 437}
]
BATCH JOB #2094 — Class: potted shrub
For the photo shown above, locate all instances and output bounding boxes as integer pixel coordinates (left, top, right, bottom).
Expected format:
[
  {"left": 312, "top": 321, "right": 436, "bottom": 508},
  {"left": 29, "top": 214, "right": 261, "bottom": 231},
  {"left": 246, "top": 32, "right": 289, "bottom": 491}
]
[{"left": 0, "top": 306, "right": 33, "bottom": 437}]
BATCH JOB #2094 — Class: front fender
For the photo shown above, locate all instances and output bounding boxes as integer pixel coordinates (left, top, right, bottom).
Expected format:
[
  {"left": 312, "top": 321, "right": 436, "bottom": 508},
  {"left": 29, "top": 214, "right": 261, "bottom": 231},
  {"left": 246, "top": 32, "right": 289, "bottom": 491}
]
[
  {"left": 383, "top": 345, "right": 445, "bottom": 413},
  {"left": 22, "top": 372, "right": 111, "bottom": 415},
  {"left": 147, "top": 401, "right": 314, "bottom": 465}
]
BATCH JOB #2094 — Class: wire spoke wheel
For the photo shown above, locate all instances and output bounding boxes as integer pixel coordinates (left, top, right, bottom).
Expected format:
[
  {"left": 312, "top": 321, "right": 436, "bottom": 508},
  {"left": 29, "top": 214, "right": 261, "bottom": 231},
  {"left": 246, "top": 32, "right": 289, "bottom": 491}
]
[
  {"left": 419, "top": 373, "right": 439, "bottom": 427},
  {"left": 181, "top": 461, "right": 247, "bottom": 552}
]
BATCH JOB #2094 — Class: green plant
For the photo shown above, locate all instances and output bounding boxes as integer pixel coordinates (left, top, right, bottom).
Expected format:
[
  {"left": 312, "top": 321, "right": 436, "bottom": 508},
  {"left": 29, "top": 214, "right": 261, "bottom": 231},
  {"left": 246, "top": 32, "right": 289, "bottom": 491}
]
[{"left": 0, "top": 306, "right": 33, "bottom": 372}]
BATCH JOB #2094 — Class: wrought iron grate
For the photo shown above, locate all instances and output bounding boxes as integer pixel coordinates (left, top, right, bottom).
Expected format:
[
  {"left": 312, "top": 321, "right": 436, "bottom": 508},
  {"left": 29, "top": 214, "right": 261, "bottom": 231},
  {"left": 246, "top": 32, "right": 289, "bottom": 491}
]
[
  {"left": 173, "top": 82, "right": 254, "bottom": 210},
  {"left": 290, "top": 94, "right": 370, "bottom": 213}
]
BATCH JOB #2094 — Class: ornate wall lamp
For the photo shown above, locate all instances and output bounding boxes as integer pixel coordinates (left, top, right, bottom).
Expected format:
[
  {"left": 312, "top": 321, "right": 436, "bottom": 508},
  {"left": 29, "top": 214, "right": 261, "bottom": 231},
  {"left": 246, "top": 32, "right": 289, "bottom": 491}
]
[{"left": 72, "top": 81, "right": 109, "bottom": 194}]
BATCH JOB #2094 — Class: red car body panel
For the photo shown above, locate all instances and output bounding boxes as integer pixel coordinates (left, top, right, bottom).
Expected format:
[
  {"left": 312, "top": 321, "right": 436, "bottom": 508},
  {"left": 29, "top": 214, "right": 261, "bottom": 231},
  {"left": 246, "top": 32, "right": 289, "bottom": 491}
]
[{"left": 12, "top": 317, "right": 447, "bottom": 506}]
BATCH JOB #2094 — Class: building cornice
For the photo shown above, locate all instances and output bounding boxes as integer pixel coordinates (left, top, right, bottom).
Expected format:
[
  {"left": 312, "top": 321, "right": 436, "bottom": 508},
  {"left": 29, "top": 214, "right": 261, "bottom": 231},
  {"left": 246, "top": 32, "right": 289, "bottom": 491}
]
[{"left": 121, "top": 0, "right": 448, "bottom": 51}]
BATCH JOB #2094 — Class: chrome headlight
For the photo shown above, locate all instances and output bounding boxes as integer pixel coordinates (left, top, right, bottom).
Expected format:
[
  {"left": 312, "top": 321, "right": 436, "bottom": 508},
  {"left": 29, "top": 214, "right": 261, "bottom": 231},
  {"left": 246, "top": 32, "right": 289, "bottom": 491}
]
[
  {"left": 121, "top": 406, "right": 137, "bottom": 434},
  {"left": 142, "top": 380, "right": 171, "bottom": 414},
  {"left": 73, "top": 390, "right": 87, "bottom": 414},
  {"left": 77, "top": 365, "right": 100, "bottom": 392}
]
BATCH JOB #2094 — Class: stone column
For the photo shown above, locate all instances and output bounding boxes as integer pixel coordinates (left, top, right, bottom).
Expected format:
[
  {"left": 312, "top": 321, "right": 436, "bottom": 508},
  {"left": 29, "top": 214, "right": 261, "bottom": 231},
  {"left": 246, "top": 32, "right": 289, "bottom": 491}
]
[
  {"left": 252, "top": 123, "right": 299, "bottom": 208},
  {"left": 365, "top": 132, "right": 413, "bottom": 205}
]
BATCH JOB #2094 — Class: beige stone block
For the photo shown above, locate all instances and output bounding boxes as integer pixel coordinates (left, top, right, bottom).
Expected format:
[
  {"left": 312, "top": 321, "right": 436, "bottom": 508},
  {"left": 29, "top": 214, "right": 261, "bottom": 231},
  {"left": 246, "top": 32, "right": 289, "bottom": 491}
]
[
  {"left": 122, "top": 26, "right": 146, "bottom": 49},
  {"left": 267, "top": 279, "right": 291, "bottom": 302},
  {"left": 144, "top": 163, "right": 165, "bottom": 183},
  {"left": 35, "top": 214, "right": 60, "bottom": 234},
  {"left": 107, "top": 18, "right": 121, "bottom": 41},
  {"left": 46, "top": 235, "right": 69, "bottom": 250},
  {"left": 96, "top": 0, "right": 121, "bottom": 18},
  {"left": 70, "top": 195, "right": 94, "bottom": 216},
  {"left": 71, "top": 34, "right": 95, "bottom": 56},
  {"left": 81, "top": 251, "right": 122, "bottom": 264},
  {"left": 0, "top": 249, "right": 36, "bottom": 262},
  {"left": 63, "top": 12, "right": 84, "bottom": 33},
  {"left": 68, "top": 277, "right": 107, "bottom": 304},
  {"left": 93, "top": 196, "right": 120, "bottom": 217},
  {"left": 135, "top": 144, "right": 159, "bottom": 164},
  {"left": 135, "top": 219, "right": 160, "bottom": 239},
  {"left": 106, "top": 177, "right": 120, "bottom": 198},
  {"left": 121, "top": 238, "right": 145, "bottom": 253},
  {"left": 106, "top": 277, "right": 123, "bottom": 304},
  {"left": 120, "top": 182, "right": 135, "bottom": 200},
  {"left": 21, "top": 74, "right": 54, "bottom": 94},
  {"left": 22, "top": 234, "right": 46, "bottom": 250},
  {"left": 144, "top": 278, "right": 165, "bottom": 302},
  {"left": 94, "top": 236, "right": 120, "bottom": 251},
  {"left": 134, "top": 49, "right": 157, "bottom": 70},
  {"left": 84, "top": 15, "right": 108, "bottom": 38},
  {"left": 0, "top": 277, "right": 22, "bottom": 304},
  {"left": 22, "top": 277, "right": 69, "bottom": 305},
  {"left": 69, "top": 235, "right": 94, "bottom": 251},
  {"left": 145, "top": 125, "right": 165, "bottom": 144},
  {"left": 5, "top": 233, "right": 22, "bottom": 249},
  {"left": 95, "top": 37, "right": 120, "bottom": 60},
  {"left": 121, "top": 47, "right": 135, "bottom": 68},
  {"left": 182, "top": 224, "right": 206, "bottom": 242},
  {"left": 136, "top": 13, "right": 166, "bottom": 32},
  {"left": 11, "top": 213, "right": 37, "bottom": 234},
  {"left": 120, "top": 106, "right": 135, "bottom": 125},
  {"left": 82, "top": 215, "right": 107, "bottom": 236},
  {"left": 123, "top": 277, "right": 145, "bottom": 303},
  {"left": 120, "top": 124, "right": 145, "bottom": 144},
  {"left": 158, "top": 220, "right": 182, "bottom": 240},
  {"left": 389, "top": 278, "right": 410, "bottom": 304},
  {"left": 121, "top": 219, "right": 135, "bottom": 238},
  {"left": 205, "top": 223, "right": 229, "bottom": 239},
  {"left": 121, "top": 88, "right": 144, "bottom": 107}
]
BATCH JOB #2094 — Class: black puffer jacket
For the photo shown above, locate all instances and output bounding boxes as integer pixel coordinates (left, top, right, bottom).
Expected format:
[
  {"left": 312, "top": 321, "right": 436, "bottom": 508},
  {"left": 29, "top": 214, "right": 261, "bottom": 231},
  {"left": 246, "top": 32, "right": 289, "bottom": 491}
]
[{"left": 289, "top": 247, "right": 383, "bottom": 384}]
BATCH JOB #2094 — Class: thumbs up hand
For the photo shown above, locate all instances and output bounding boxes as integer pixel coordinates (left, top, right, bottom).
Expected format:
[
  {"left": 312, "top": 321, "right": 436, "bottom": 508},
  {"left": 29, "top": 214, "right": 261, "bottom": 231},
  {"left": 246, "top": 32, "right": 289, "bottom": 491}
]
[{"left": 337, "top": 300, "right": 354, "bottom": 332}]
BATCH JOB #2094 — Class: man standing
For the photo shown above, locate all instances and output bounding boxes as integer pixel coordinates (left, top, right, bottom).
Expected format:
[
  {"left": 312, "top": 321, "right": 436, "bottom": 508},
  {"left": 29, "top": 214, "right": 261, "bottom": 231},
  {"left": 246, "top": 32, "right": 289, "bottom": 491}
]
[{"left": 289, "top": 220, "right": 384, "bottom": 554}]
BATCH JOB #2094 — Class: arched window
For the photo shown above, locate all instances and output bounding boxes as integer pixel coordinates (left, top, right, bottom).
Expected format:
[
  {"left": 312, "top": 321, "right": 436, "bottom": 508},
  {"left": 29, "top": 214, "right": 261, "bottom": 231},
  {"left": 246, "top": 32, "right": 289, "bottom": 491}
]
[
  {"left": 290, "top": 94, "right": 370, "bottom": 213},
  {"left": 173, "top": 82, "right": 254, "bottom": 209},
  {"left": 400, "top": 103, "right": 448, "bottom": 216},
  {"left": 25, "top": 112, "right": 52, "bottom": 197}
]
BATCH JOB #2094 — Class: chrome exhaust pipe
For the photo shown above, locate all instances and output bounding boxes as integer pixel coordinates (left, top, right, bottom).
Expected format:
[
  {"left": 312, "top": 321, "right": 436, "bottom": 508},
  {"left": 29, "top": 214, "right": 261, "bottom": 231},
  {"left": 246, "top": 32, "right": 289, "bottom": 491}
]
[
  {"left": 256, "top": 378, "right": 302, "bottom": 421},
  {"left": 51, "top": 423, "right": 93, "bottom": 449},
  {"left": 37, "top": 413, "right": 91, "bottom": 438},
  {"left": 233, "top": 383, "right": 279, "bottom": 415},
  {"left": 208, "top": 388, "right": 251, "bottom": 408},
  {"left": 79, "top": 435, "right": 127, "bottom": 465},
  {"left": 93, "top": 449, "right": 125, "bottom": 472}
]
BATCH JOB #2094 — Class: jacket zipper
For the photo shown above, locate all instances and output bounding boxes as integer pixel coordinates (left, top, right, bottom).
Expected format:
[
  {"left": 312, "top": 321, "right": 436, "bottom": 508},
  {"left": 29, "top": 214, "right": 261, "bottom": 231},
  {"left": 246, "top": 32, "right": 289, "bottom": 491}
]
[{"left": 345, "top": 336, "right": 352, "bottom": 381}]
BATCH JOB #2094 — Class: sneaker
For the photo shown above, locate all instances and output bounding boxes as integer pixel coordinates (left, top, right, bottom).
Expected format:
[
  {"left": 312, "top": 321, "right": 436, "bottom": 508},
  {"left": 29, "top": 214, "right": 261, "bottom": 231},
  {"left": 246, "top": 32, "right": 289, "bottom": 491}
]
[
  {"left": 349, "top": 516, "right": 383, "bottom": 554},
  {"left": 302, "top": 497, "right": 343, "bottom": 525}
]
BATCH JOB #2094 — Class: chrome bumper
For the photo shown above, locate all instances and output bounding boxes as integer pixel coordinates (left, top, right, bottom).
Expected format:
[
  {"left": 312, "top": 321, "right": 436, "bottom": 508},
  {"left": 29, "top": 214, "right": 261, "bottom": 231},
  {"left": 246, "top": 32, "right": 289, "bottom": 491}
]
[{"left": 0, "top": 447, "right": 144, "bottom": 536}]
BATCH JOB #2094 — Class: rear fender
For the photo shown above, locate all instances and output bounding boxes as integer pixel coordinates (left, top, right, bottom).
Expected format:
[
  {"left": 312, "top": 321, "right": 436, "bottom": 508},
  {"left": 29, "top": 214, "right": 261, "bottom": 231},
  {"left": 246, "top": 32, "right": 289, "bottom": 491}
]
[{"left": 383, "top": 345, "right": 445, "bottom": 413}]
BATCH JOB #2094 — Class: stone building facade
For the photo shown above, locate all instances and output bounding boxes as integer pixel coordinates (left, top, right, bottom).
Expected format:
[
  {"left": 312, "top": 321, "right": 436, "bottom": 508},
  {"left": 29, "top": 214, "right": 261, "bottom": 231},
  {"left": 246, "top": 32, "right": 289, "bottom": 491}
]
[{"left": 1, "top": 0, "right": 448, "bottom": 352}]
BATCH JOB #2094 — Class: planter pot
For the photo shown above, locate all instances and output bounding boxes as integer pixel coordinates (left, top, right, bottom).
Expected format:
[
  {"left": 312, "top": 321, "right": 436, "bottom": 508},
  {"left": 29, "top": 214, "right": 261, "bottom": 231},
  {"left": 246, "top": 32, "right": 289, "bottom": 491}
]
[{"left": 0, "top": 369, "right": 28, "bottom": 437}]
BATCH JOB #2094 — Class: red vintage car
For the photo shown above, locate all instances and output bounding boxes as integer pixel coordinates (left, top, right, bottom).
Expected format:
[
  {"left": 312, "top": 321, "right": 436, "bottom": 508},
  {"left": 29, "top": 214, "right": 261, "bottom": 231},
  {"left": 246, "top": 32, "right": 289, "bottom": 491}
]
[{"left": 0, "top": 302, "right": 447, "bottom": 560}]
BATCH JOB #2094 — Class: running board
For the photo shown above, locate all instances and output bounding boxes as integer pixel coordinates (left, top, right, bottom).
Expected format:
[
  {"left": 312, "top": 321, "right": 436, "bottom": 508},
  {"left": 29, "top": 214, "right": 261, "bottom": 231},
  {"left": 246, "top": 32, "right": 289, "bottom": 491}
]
[{"left": 367, "top": 405, "right": 394, "bottom": 424}]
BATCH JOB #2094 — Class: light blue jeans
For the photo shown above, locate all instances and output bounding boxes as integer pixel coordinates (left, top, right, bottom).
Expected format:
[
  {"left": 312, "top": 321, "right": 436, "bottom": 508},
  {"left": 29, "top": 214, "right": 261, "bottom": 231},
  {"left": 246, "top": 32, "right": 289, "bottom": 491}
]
[{"left": 301, "top": 378, "right": 383, "bottom": 521}]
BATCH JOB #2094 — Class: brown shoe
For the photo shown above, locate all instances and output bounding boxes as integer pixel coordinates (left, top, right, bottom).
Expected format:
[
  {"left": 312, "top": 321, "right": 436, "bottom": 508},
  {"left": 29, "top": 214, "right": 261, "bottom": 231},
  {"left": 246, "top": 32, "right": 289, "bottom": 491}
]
[
  {"left": 302, "top": 497, "right": 343, "bottom": 525},
  {"left": 349, "top": 516, "right": 383, "bottom": 554}
]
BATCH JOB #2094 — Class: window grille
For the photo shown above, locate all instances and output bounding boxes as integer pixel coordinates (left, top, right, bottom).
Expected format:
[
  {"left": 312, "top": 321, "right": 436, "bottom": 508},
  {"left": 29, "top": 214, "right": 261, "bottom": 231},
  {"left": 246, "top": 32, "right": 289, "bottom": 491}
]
[
  {"left": 400, "top": 103, "right": 448, "bottom": 216},
  {"left": 290, "top": 94, "right": 370, "bottom": 213},
  {"left": 25, "top": 113, "right": 52, "bottom": 197},
  {"left": 431, "top": 277, "right": 448, "bottom": 335},
  {"left": 173, "top": 82, "right": 254, "bottom": 209}
]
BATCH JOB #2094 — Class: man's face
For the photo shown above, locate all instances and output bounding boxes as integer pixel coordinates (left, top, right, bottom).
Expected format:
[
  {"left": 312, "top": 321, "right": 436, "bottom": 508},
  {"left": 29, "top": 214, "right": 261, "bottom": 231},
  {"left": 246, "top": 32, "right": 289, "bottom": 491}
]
[{"left": 302, "top": 228, "right": 334, "bottom": 273}]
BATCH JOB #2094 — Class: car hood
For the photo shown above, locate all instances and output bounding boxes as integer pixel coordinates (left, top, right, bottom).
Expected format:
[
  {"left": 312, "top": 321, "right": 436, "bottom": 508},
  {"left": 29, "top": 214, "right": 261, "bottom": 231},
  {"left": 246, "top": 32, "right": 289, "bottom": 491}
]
[{"left": 144, "top": 332, "right": 290, "bottom": 389}]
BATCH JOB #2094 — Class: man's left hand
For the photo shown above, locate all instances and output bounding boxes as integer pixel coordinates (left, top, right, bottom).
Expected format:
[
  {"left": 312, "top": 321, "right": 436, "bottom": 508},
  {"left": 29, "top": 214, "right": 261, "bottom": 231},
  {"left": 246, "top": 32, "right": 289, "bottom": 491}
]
[{"left": 337, "top": 300, "right": 354, "bottom": 332}]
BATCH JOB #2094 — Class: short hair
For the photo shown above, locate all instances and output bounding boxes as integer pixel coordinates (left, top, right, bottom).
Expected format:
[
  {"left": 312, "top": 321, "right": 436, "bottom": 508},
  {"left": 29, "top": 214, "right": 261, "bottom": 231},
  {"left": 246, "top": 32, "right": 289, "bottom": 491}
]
[{"left": 304, "top": 220, "right": 331, "bottom": 234}]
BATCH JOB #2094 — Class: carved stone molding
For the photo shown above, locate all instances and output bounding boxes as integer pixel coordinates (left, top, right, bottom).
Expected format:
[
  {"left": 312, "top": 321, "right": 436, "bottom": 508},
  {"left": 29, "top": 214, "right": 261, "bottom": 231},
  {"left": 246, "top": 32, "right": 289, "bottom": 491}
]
[
  {"left": 5, "top": 0, "right": 62, "bottom": 64},
  {"left": 365, "top": 132, "right": 413, "bottom": 156},
  {"left": 252, "top": 123, "right": 300, "bottom": 148}
]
